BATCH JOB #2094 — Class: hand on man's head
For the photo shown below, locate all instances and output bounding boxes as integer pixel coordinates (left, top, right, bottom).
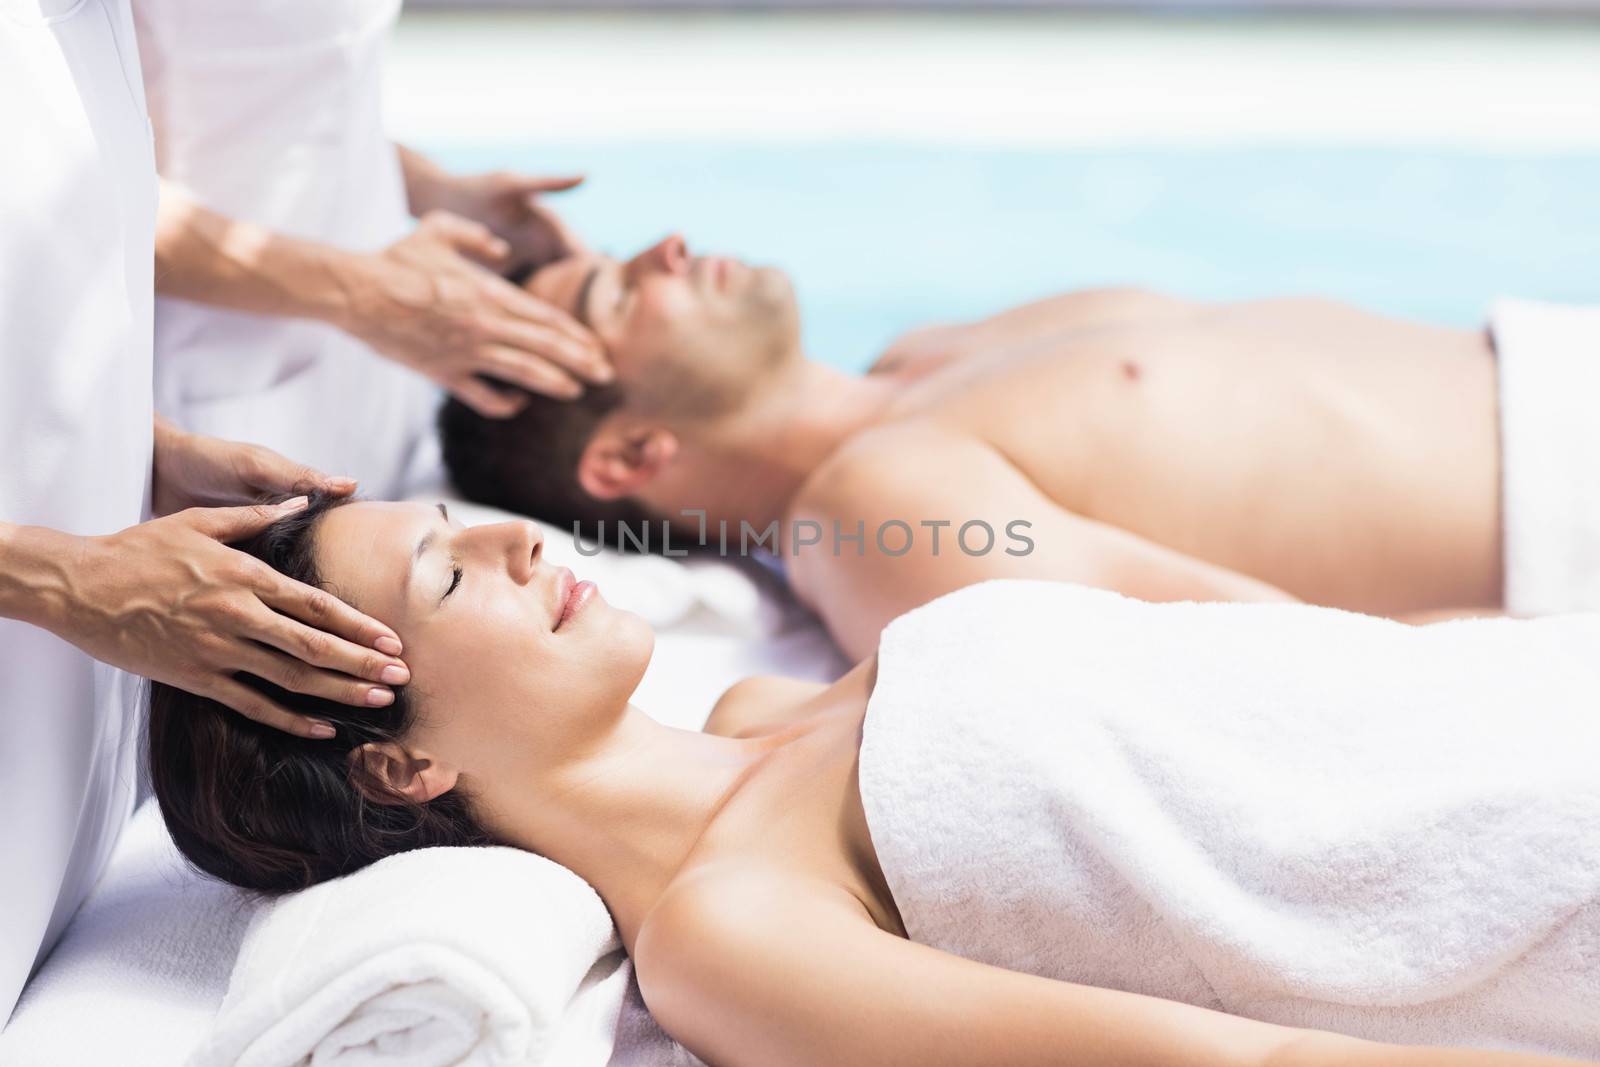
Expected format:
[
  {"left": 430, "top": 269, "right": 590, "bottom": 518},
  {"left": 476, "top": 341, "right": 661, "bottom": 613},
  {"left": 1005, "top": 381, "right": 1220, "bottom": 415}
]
[
  {"left": 340, "top": 210, "right": 614, "bottom": 417},
  {"left": 422, "top": 169, "right": 589, "bottom": 275}
]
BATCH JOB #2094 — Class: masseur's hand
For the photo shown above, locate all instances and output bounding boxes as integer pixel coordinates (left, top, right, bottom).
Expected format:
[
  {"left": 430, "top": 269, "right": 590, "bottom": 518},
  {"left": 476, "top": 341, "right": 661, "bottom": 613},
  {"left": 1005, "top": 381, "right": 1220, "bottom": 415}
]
[
  {"left": 343, "top": 211, "right": 610, "bottom": 416},
  {"left": 426, "top": 170, "right": 589, "bottom": 275},
  {"left": 42, "top": 498, "right": 409, "bottom": 739},
  {"left": 152, "top": 417, "right": 356, "bottom": 517}
]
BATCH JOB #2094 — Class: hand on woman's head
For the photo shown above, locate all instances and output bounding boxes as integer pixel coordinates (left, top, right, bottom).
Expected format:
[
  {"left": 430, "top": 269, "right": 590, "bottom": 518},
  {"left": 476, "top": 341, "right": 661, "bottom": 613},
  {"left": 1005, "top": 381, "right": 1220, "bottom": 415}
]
[
  {"left": 146, "top": 492, "right": 654, "bottom": 893},
  {"left": 308, "top": 499, "right": 654, "bottom": 780}
]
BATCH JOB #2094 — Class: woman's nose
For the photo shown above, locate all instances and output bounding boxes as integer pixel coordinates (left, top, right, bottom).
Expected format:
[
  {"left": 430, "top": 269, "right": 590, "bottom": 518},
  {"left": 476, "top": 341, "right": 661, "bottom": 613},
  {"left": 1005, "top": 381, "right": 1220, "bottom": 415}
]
[
  {"left": 515, "top": 521, "right": 544, "bottom": 581},
  {"left": 464, "top": 521, "right": 544, "bottom": 582},
  {"left": 626, "top": 234, "right": 689, "bottom": 283}
]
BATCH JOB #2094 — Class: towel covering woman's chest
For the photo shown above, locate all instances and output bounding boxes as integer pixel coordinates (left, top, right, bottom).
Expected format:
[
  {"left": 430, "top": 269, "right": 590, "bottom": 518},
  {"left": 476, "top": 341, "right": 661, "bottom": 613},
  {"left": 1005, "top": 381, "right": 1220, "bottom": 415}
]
[{"left": 688, "top": 581, "right": 1600, "bottom": 1058}]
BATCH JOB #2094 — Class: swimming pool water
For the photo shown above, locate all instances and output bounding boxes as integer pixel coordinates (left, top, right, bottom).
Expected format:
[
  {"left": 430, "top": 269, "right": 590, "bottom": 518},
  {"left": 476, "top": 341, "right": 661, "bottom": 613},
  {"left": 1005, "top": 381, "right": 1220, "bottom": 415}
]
[{"left": 433, "top": 141, "right": 1600, "bottom": 373}]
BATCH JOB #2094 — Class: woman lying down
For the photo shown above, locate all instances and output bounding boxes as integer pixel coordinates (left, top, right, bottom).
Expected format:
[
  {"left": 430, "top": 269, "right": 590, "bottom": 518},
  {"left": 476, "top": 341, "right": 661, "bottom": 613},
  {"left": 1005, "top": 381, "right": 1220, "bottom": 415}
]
[{"left": 148, "top": 495, "right": 1600, "bottom": 1067}]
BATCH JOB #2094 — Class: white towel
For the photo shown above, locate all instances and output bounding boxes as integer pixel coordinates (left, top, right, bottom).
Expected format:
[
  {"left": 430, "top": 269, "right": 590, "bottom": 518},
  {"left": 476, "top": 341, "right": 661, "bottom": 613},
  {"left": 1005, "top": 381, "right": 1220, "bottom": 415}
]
[
  {"left": 860, "top": 580, "right": 1600, "bottom": 1056},
  {"left": 0, "top": 801, "right": 254, "bottom": 1065},
  {"left": 194, "top": 846, "right": 627, "bottom": 1067},
  {"left": 1493, "top": 297, "right": 1600, "bottom": 616}
]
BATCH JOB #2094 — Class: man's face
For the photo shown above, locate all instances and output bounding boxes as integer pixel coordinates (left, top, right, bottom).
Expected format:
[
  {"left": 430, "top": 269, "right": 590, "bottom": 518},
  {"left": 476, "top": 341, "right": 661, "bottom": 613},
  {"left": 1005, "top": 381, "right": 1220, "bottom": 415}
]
[{"left": 527, "top": 234, "right": 800, "bottom": 414}]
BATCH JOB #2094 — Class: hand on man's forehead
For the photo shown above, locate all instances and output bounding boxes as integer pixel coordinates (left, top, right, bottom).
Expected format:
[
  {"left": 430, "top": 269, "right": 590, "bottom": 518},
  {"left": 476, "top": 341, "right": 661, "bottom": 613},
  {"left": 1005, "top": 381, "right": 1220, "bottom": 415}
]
[{"left": 529, "top": 254, "right": 608, "bottom": 328}]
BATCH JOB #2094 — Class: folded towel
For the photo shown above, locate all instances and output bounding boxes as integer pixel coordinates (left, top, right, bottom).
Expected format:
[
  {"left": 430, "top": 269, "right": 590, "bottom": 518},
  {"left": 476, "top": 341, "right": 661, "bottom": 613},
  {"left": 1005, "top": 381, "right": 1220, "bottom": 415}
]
[
  {"left": 860, "top": 580, "right": 1600, "bottom": 1056},
  {"left": 604, "top": 968, "right": 707, "bottom": 1067},
  {"left": 194, "top": 846, "right": 626, "bottom": 1067},
  {"left": 0, "top": 800, "right": 253, "bottom": 1065},
  {"left": 1492, "top": 297, "right": 1600, "bottom": 615}
]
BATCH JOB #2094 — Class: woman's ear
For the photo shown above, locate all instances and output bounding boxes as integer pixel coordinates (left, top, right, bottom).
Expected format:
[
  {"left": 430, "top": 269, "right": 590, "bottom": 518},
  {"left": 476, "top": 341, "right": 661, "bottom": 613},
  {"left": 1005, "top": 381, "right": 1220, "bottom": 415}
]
[
  {"left": 349, "top": 743, "right": 459, "bottom": 805},
  {"left": 577, "top": 425, "right": 679, "bottom": 501}
]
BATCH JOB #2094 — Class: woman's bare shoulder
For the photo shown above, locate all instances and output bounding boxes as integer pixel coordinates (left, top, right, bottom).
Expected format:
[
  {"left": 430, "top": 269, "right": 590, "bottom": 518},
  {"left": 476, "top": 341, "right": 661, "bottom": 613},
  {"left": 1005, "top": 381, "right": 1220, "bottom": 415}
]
[
  {"left": 634, "top": 861, "right": 879, "bottom": 1055},
  {"left": 703, "top": 675, "right": 830, "bottom": 738}
]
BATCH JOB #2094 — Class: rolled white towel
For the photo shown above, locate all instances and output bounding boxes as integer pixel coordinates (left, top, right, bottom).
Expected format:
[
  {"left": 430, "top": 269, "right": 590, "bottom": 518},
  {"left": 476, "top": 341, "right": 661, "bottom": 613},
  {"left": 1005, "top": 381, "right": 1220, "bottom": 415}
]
[{"left": 193, "top": 846, "right": 626, "bottom": 1067}]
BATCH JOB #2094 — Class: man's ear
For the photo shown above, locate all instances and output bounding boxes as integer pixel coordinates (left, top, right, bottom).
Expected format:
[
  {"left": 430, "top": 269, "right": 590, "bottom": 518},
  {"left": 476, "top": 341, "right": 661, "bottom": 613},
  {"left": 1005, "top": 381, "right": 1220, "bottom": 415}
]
[
  {"left": 349, "top": 743, "right": 459, "bottom": 805},
  {"left": 576, "top": 425, "right": 679, "bottom": 501}
]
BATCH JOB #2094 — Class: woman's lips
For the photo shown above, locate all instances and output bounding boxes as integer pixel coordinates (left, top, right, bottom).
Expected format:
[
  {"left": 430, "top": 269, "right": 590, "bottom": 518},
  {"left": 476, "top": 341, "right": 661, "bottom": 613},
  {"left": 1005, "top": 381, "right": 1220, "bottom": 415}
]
[{"left": 555, "top": 570, "right": 596, "bottom": 631}]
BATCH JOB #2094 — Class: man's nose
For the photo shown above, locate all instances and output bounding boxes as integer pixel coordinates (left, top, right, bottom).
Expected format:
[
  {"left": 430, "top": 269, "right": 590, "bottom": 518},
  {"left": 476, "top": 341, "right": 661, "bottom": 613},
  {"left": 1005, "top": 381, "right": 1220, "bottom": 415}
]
[{"left": 625, "top": 234, "right": 689, "bottom": 283}]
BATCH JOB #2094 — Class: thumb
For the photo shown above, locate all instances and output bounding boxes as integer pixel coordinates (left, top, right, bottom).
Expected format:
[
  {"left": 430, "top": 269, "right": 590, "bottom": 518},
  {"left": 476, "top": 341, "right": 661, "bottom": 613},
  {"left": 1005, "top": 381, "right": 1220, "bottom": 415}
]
[
  {"left": 422, "top": 210, "right": 510, "bottom": 263},
  {"left": 185, "top": 496, "right": 309, "bottom": 541}
]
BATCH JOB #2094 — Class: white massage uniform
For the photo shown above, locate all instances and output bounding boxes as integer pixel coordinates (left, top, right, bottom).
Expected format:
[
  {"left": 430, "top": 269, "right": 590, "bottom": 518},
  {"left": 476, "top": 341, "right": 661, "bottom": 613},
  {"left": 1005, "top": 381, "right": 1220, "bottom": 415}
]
[
  {"left": 134, "top": 0, "right": 441, "bottom": 498},
  {"left": 0, "top": 0, "right": 155, "bottom": 1025}
]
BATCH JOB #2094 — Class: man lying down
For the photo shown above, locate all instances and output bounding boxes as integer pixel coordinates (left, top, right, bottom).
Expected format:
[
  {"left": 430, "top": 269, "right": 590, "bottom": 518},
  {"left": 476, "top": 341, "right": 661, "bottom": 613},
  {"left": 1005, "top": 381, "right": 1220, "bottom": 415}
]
[{"left": 439, "top": 234, "right": 1596, "bottom": 659}]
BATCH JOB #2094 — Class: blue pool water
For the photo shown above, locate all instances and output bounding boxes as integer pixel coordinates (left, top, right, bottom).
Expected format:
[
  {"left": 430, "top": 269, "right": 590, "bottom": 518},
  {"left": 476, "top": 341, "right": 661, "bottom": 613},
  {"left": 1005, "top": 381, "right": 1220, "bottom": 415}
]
[{"left": 433, "top": 142, "right": 1600, "bottom": 373}]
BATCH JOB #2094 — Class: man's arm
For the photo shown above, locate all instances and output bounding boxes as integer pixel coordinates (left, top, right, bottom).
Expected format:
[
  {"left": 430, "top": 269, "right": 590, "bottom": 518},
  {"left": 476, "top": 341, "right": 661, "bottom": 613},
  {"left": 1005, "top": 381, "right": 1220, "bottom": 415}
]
[
  {"left": 638, "top": 869, "right": 1587, "bottom": 1067},
  {"left": 788, "top": 424, "right": 1294, "bottom": 660}
]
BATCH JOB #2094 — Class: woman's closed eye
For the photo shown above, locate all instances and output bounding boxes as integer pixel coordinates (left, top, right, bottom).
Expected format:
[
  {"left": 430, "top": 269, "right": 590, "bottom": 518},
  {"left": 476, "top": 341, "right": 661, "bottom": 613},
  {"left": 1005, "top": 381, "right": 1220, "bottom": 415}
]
[{"left": 441, "top": 561, "right": 464, "bottom": 604}]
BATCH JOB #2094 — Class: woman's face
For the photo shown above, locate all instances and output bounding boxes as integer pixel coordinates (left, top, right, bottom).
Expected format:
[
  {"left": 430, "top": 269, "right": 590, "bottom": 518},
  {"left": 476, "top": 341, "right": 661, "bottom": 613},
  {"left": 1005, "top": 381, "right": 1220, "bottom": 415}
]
[{"left": 311, "top": 501, "right": 654, "bottom": 794}]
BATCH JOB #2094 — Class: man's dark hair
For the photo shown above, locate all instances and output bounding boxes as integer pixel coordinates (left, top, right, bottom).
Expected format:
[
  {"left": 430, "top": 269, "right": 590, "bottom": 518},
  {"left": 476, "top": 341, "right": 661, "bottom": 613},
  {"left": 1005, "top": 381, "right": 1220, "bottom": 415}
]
[{"left": 438, "top": 388, "right": 656, "bottom": 544}]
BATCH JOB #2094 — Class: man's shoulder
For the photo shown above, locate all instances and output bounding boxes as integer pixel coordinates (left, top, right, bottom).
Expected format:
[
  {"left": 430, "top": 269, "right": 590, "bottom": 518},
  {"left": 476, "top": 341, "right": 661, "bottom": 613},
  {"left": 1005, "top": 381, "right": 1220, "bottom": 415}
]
[{"left": 791, "top": 419, "right": 977, "bottom": 520}]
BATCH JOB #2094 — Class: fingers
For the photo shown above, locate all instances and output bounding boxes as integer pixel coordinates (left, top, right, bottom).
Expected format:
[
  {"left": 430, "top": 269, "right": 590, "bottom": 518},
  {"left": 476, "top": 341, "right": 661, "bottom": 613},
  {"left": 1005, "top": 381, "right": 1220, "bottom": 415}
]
[
  {"left": 479, "top": 343, "right": 584, "bottom": 400},
  {"left": 451, "top": 376, "right": 531, "bottom": 419},
  {"left": 485, "top": 279, "right": 609, "bottom": 377},
  {"left": 238, "top": 445, "right": 358, "bottom": 499},
  {"left": 516, "top": 174, "right": 584, "bottom": 196},
  {"left": 246, "top": 609, "right": 410, "bottom": 688},
  {"left": 206, "top": 675, "right": 337, "bottom": 740},
  {"left": 421, "top": 210, "right": 510, "bottom": 265},
  {"left": 235, "top": 642, "right": 398, "bottom": 713},
  {"left": 185, "top": 496, "right": 309, "bottom": 540},
  {"left": 255, "top": 570, "right": 406, "bottom": 659},
  {"left": 486, "top": 310, "right": 611, "bottom": 384}
]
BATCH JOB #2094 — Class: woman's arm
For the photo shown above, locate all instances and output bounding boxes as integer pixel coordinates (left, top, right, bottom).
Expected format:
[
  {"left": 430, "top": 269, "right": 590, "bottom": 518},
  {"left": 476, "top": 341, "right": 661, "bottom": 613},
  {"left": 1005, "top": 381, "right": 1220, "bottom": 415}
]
[
  {"left": 637, "top": 871, "right": 1591, "bottom": 1067},
  {"left": 153, "top": 179, "right": 604, "bottom": 411},
  {"left": 154, "top": 178, "right": 362, "bottom": 324}
]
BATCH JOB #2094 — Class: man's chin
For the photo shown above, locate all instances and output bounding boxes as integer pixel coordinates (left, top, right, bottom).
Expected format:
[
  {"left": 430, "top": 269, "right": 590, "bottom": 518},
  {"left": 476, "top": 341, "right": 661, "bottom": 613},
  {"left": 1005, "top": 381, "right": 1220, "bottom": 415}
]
[{"left": 748, "top": 265, "right": 797, "bottom": 310}]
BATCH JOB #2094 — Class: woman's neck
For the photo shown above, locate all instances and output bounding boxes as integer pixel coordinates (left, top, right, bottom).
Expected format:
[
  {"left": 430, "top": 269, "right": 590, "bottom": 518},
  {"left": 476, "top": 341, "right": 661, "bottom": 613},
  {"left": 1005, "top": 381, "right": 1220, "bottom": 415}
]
[{"left": 489, "top": 708, "right": 779, "bottom": 947}]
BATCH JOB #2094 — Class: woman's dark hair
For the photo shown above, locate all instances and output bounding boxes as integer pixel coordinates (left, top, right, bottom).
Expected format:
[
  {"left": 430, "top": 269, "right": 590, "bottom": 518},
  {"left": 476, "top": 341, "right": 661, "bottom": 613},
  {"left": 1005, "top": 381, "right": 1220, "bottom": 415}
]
[{"left": 146, "top": 491, "right": 497, "bottom": 895}]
